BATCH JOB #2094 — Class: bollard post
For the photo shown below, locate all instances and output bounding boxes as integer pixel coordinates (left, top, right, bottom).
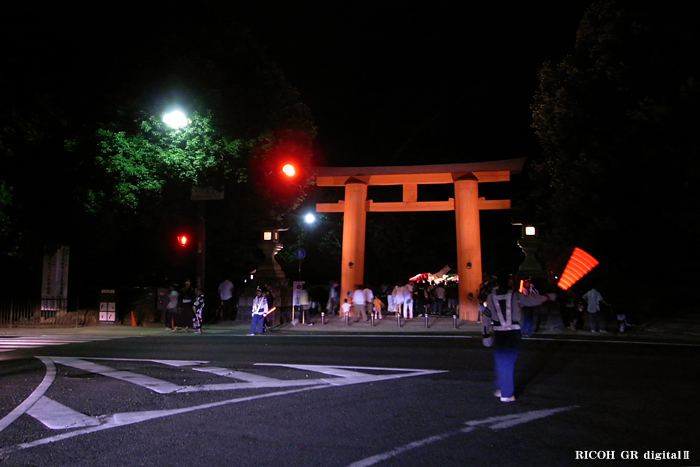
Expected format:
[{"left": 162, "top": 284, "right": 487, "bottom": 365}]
[
  {"left": 397, "top": 312, "right": 402, "bottom": 328},
  {"left": 425, "top": 313, "right": 429, "bottom": 328},
  {"left": 321, "top": 312, "right": 325, "bottom": 325},
  {"left": 344, "top": 311, "right": 349, "bottom": 326},
  {"left": 453, "top": 314, "right": 458, "bottom": 329},
  {"left": 371, "top": 313, "right": 375, "bottom": 327}
]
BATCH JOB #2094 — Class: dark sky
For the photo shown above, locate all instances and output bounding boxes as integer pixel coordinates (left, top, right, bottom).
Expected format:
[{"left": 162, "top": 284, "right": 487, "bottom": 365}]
[
  {"left": 4, "top": 0, "right": 593, "bottom": 168},
  {"left": 2, "top": 1, "right": 596, "bottom": 289},
  {"left": 234, "top": 1, "right": 593, "bottom": 166}
]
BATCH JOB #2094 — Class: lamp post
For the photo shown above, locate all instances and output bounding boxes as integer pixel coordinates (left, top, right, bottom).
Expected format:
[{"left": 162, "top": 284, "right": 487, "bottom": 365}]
[{"left": 163, "top": 110, "right": 223, "bottom": 290}]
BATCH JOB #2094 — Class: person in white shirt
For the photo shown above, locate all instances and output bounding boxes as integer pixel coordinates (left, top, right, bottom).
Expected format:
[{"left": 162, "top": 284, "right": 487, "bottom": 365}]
[
  {"left": 392, "top": 283, "right": 406, "bottom": 317},
  {"left": 363, "top": 286, "right": 374, "bottom": 321},
  {"left": 404, "top": 282, "right": 414, "bottom": 319},
  {"left": 247, "top": 287, "right": 268, "bottom": 336},
  {"left": 582, "top": 287, "right": 610, "bottom": 333},
  {"left": 352, "top": 285, "right": 367, "bottom": 322},
  {"left": 218, "top": 278, "right": 235, "bottom": 321}
]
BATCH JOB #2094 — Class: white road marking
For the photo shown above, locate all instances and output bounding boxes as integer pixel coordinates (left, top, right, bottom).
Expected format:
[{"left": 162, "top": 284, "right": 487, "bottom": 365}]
[
  {"left": 0, "top": 357, "right": 448, "bottom": 458},
  {"left": 26, "top": 396, "right": 101, "bottom": 429},
  {"left": 0, "top": 336, "right": 124, "bottom": 352},
  {"left": 192, "top": 367, "right": 282, "bottom": 383},
  {"left": 49, "top": 357, "right": 184, "bottom": 394},
  {"left": 0, "top": 384, "right": 329, "bottom": 457},
  {"left": 0, "top": 357, "right": 56, "bottom": 432},
  {"left": 87, "top": 357, "right": 208, "bottom": 367},
  {"left": 347, "top": 406, "right": 579, "bottom": 467},
  {"left": 464, "top": 406, "right": 577, "bottom": 430}
]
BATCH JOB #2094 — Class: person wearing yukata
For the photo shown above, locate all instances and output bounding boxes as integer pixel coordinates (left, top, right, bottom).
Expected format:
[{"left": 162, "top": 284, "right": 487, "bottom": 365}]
[
  {"left": 482, "top": 275, "right": 551, "bottom": 402},
  {"left": 192, "top": 286, "right": 204, "bottom": 334}
]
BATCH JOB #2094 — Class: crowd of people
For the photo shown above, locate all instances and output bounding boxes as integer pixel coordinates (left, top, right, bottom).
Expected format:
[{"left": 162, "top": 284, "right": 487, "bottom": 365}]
[
  {"left": 165, "top": 278, "right": 204, "bottom": 334},
  {"left": 161, "top": 271, "right": 625, "bottom": 342},
  {"left": 326, "top": 280, "right": 460, "bottom": 321}
]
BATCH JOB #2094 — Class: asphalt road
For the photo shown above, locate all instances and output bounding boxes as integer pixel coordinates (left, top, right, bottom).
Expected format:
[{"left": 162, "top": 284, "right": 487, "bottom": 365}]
[{"left": 0, "top": 332, "right": 698, "bottom": 466}]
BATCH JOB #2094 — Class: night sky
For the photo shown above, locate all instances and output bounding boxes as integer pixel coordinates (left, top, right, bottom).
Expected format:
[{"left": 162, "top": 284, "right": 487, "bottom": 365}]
[
  {"left": 2, "top": 1, "right": 599, "bottom": 296},
  {"left": 235, "top": 1, "right": 593, "bottom": 166},
  {"left": 5, "top": 0, "right": 592, "bottom": 166}
]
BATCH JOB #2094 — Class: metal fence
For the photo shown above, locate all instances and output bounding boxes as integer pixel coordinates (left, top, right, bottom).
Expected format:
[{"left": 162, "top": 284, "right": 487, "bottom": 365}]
[{"left": 0, "top": 298, "right": 78, "bottom": 327}]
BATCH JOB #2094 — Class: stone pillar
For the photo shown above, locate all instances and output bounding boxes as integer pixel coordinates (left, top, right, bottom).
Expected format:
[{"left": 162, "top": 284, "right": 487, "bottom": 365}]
[
  {"left": 340, "top": 178, "right": 368, "bottom": 314},
  {"left": 454, "top": 174, "right": 482, "bottom": 321}
]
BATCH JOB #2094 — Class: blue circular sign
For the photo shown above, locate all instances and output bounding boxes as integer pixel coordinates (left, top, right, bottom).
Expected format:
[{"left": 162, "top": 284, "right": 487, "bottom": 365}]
[{"left": 295, "top": 248, "right": 306, "bottom": 259}]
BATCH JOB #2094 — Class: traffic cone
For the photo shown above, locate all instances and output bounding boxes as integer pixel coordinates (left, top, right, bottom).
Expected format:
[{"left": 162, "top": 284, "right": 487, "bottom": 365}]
[{"left": 131, "top": 310, "right": 138, "bottom": 326}]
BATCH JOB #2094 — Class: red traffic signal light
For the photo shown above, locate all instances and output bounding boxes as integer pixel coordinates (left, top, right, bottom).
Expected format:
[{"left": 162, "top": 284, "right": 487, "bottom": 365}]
[
  {"left": 177, "top": 235, "right": 189, "bottom": 247},
  {"left": 282, "top": 163, "right": 296, "bottom": 177}
]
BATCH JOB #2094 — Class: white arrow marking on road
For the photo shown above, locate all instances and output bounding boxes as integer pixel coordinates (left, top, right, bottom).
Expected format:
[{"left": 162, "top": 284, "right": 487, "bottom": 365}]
[
  {"left": 26, "top": 396, "right": 101, "bottom": 429},
  {"left": 0, "top": 357, "right": 448, "bottom": 458},
  {"left": 192, "top": 366, "right": 282, "bottom": 383},
  {"left": 0, "top": 384, "right": 330, "bottom": 458},
  {"left": 256, "top": 364, "right": 446, "bottom": 387},
  {"left": 347, "top": 406, "right": 579, "bottom": 467},
  {"left": 0, "top": 357, "right": 56, "bottom": 432},
  {"left": 87, "top": 357, "right": 208, "bottom": 367},
  {"left": 49, "top": 357, "right": 184, "bottom": 394}
]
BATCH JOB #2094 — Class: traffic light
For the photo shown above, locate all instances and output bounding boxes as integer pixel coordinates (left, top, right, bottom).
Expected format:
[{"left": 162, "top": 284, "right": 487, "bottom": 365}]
[
  {"left": 282, "top": 163, "right": 296, "bottom": 177},
  {"left": 177, "top": 235, "right": 189, "bottom": 247}
]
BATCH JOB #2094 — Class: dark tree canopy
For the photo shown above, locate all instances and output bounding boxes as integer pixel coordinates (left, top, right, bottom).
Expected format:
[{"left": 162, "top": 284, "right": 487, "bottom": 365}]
[
  {"left": 529, "top": 1, "right": 700, "bottom": 307},
  {"left": 0, "top": 9, "right": 317, "bottom": 300}
]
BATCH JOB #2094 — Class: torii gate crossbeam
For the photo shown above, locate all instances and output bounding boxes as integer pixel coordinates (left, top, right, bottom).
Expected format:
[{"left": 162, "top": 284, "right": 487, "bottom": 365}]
[{"left": 314, "top": 158, "right": 525, "bottom": 321}]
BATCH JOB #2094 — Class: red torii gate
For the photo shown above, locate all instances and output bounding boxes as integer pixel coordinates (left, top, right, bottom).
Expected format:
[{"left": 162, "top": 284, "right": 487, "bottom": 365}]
[{"left": 314, "top": 158, "right": 525, "bottom": 321}]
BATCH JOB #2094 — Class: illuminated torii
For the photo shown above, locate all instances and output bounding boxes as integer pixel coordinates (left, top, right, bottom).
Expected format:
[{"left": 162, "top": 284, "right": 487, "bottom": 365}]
[{"left": 314, "top": 158, "right": 525, "bottom": 321}]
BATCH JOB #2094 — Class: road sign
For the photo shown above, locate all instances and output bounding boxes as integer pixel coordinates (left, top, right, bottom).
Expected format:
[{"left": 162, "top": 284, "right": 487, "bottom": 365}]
[{"left": 295, "top": 249, "right": 306, "bottom": 259}]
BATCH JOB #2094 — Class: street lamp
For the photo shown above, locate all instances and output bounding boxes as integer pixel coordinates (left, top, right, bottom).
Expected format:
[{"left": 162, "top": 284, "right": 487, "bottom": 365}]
[
  {"left": 163, "top": 110, "right": 210, "bottom": 289},
  {"left": 163, "top": 110, "right": 188, "bottom": 129}
]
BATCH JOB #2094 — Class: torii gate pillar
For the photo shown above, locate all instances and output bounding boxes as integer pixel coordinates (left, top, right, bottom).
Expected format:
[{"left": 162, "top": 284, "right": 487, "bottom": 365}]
[
  {"left": 314, "top": 159, "right": 525, "bottom": 322},
  {"left": 454, "top": 174, "right": 482, "bottom": 321},
  {"left": 340, "top": 179, "right": 368, "bottom": 300}
]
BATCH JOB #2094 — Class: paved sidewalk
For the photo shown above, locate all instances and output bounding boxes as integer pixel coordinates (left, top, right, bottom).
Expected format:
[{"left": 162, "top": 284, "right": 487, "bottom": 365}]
[{"left": 2, "top": 310, "right": 699, "bottom": 343}]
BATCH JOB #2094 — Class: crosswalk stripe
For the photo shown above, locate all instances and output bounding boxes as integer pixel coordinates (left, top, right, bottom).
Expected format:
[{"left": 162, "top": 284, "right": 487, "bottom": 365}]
[{"left": 0, "top": 336, "right": 122, "bottom": 353}]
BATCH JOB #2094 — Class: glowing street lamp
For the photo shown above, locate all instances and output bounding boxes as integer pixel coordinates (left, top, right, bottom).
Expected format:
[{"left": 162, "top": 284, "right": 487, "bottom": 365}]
[
  {"left": 163, "top": 110, "right": 188, "bottom": 129},
  {"left": 163, "top": 110, "right": 210, "bottom": 289},
  {"left": 304, "top": 213, "right": 316, "bottom": 224}
]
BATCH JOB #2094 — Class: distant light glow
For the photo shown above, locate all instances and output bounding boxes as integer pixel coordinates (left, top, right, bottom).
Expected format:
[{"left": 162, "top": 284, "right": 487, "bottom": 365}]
[
  {"left": 177, "top": 235, "right": 188, "bottom": 247},
  {"left": 304, "top": 214, "right": 316, "bottom": 224},
  {"left": 525, "top": 226, "right": 537, "bottom": 236},
  {"left": 282, "top": 164, "right": 296, "bottom": 177},
  {"left": 163, "top": 110, "right": 188, "bottom": 129}
]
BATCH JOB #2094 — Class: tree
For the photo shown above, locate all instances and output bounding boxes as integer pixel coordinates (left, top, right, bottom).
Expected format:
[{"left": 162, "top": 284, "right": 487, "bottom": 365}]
[
  {"left": 529, "top": 1, "right": 700, "bottom": 309},
  {"left": 88, "top": 110, "right": 246, "bottom": 212},
  {"left": 1, "top": 13, "right": 318, "bottom": 300}
]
